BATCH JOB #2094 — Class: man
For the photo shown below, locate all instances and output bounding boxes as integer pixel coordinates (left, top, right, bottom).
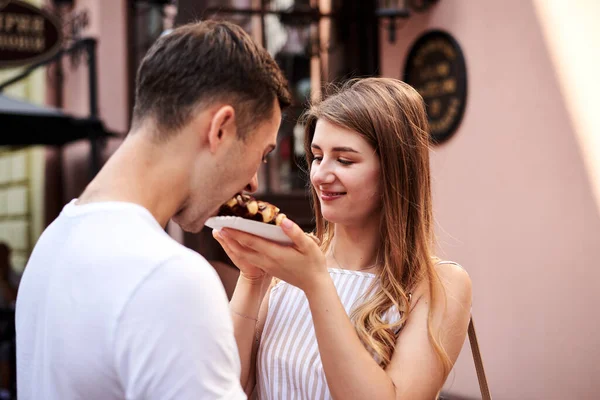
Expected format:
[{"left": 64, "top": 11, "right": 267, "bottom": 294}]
[{"left": 15, "top": 20, "right": 290, "bottom": 399}]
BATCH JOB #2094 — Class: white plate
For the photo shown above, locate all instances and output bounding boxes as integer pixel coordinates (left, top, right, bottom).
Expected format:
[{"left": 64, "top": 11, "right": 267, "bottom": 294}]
[{"left": 205, "top": 216, "right": 293, "bottom": 244}]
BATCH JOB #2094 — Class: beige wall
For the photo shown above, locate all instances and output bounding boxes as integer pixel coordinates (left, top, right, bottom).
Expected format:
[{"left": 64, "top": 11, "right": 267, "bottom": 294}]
[{"left": 380, "top": 0, "right": 600, "bottom": 398}]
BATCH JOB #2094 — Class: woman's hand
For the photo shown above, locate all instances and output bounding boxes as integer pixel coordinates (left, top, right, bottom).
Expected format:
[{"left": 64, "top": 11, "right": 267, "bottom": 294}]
[
  {"left": 213, "top": 230, "right": 267, "bottom": 283},
  {"left": 213, "top": 218, "right": 328, "bottom": 293}
]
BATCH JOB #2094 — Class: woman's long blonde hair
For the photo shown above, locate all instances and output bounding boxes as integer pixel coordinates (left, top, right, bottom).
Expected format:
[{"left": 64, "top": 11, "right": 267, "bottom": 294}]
[{"left": 303, "top": 78, "right": 451, "bottom": 374}]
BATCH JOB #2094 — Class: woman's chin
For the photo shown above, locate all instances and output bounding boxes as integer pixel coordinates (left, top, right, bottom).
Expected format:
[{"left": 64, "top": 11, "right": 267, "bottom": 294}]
[
  {"left": 321, "top": 209, "right": 343, "bottom": 224},
  {"left": 321, "top": 208, "right": 376, "bottom": 228}
]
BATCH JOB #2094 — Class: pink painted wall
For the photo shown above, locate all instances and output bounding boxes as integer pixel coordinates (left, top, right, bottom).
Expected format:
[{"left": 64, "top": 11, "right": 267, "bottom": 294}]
[
  {"left": 58, "top": 0, "right": 128, "bottom": 203},
  {"left": 380, "top": 1, "right": 600, "bottom": 398}
]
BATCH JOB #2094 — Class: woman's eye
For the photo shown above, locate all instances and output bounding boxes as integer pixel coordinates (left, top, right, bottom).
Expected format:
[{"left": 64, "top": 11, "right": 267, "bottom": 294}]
[
  {"left": 312, "top": 156, "right": 322, "bottom": 163},
  {"left": 338, "top": 159, "right": 353, "bottom": 165}
]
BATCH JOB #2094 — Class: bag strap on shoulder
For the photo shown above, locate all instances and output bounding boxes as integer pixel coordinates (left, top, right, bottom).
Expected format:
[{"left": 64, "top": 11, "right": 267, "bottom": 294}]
[{"left": 468, "top": 316, "right": 492, "bottom": 400}]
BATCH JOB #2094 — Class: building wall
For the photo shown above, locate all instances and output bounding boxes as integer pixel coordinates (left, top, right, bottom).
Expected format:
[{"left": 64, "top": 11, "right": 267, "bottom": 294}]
[
  {"left": 380, "top": 0, "right": 600, "bottom": 398},
  {"left": 0, "top": 0, "right": 47, "bottom": 273},
  {"left": 53, "top": 0, "right": 128, "bottom": 206},
  {"left": 2, "top": 0, "right": 129, "bottom": 272}
]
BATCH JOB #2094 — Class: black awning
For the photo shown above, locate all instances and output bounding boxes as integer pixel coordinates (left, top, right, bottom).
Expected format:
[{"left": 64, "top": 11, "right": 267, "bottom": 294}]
[{"left": 0, "top": 94, "right": 118, "bottom": 147}]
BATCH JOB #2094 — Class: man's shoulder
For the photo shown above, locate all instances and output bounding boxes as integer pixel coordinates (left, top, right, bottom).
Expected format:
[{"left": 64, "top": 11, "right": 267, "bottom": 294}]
[
  {"left": 60, "top": 202, "right": 197, "bottom": 267},
  {"left": 118, "top": 235, "right": 220, "bottom": 296},
  {"left": 120, "top": 247, "right": 229, "bottom": 326},
  {"left": 121, "top": 235, "right": 221, "bottom": 292},
  {"left": 159, "top": 245, "right": 216, "bottom": 278},
  {"left": 39, "top": 203, "right": 219, "bottom": 290}
]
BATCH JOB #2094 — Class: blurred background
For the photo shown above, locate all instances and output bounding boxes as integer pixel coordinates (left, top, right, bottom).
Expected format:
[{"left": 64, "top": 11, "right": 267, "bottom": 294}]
[{"left": 1, "top": 0, "right": 599, "bottom": 398}]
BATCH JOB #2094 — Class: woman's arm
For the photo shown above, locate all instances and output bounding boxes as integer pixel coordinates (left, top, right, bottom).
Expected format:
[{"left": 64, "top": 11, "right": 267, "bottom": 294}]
[
  {"left": 306, "top": 262, "right": 472, "bottom": 400},
  {"left": 304, "top": 276, "right": 398, "bottom": 399},
  {"left": 216, "top": 221, "right": 473, "bottom": 400},
  {"left": 214, "top": 231, "right": 272, "bottom": 395},
  {"left": 229, "top": 275, "right": 270, "bottom": 394}
]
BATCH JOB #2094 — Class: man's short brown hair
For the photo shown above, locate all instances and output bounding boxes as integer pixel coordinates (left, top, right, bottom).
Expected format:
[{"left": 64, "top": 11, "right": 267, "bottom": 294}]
[{"left": 131, "top": 20, "right": 291, "bottom": 140}]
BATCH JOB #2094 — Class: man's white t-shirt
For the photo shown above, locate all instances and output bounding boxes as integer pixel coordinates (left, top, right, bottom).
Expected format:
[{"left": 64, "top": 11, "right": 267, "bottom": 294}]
[{"left": 15, "top": 200, "right": 246, "bottom": 400}]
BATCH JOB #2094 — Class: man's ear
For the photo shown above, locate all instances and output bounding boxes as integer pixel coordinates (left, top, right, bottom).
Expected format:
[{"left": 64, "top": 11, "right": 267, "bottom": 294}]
[{"left": 207, "top": 105, "right": 237, "bottom": 154}]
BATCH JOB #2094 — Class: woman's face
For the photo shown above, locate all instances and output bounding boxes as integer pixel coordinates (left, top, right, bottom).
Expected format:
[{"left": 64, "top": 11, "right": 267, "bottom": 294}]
[{"left": 309, "top": 120, "right": 382, "bottom": 226}]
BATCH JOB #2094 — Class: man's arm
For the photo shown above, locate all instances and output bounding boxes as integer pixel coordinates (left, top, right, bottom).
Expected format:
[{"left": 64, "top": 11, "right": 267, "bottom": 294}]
[{"left": 113, "top": 254, "right": 246, "bottom": 400}]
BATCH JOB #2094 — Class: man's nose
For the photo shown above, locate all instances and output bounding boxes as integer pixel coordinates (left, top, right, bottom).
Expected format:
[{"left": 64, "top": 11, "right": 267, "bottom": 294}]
[{"left": 245, "top": 173, "right": 259, "bottom": 193}]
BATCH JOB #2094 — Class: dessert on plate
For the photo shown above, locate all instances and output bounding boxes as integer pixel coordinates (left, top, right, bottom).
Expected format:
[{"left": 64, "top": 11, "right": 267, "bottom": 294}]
[{"left": 218, "top": 193, "right": 286, "bottom": 226}]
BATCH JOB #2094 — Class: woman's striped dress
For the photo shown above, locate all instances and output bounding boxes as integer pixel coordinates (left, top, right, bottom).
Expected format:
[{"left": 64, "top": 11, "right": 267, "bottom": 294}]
[{"left": 255, "top": 268, "right": 401, "bottom": 400}]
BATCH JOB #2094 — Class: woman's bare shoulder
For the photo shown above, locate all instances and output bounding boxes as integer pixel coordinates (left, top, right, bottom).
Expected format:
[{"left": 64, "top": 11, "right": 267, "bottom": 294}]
[
  {"left": 434, "top": 260, "right": 472, "bottom": 307},
  {"left": 411, "top": 260, "right": 472, "bottom": 308}
]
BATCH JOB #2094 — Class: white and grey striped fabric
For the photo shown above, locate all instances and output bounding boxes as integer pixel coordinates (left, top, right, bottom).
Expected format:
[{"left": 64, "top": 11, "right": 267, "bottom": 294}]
[{"left": 256, "top": 268, "right": 401, "bottom": 400}]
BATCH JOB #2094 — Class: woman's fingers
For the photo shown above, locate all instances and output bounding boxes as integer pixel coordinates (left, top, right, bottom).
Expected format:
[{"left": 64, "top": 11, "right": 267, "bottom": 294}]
[
  {"left": 305, "top": 232, "right": 321, "bottom": 245},
  {"left": 280, "top": 219, "right": 314, "bottom": 253},
  {"left": 223, "top": 228, "right": 291, "bottom": 255},
  {"left": 214, "top": 229, "right": 277, "bottom": 272},
  {"left": 214, "top": 230, "right": 262, "bottom": 271},
  {"left": 213, "top": 226, "right": 325, "bottom": 288}
]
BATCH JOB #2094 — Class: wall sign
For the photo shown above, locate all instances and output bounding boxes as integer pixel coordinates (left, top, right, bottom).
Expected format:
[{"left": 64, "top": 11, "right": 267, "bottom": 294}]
[
  {"left": 0, "top": 0, "right": 63, "bottom": 68},
  {"left": 403, "top": 30, "right": 467, "bottom": 144}
]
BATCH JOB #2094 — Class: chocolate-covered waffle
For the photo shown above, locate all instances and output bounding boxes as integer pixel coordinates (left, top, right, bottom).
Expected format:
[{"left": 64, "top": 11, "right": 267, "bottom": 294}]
[{"left": 218, "top": 194, "right": 286, "bottom": 226}]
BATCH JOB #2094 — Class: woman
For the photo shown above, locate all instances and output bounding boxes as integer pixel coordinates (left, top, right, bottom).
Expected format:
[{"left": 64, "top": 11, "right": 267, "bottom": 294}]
[{"left": 214, "top": 77, "right": 472, "bottom": 399}]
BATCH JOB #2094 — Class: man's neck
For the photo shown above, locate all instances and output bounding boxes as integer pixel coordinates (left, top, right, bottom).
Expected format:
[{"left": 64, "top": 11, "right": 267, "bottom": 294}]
[{"left": 77, "top": 135, "right": 189, "bottom": 228}]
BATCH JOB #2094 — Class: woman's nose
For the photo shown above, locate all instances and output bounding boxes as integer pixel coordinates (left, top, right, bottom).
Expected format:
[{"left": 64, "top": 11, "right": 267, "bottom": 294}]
[{"left": 311, "top": 161, "right": 335, "bottom": 185}]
